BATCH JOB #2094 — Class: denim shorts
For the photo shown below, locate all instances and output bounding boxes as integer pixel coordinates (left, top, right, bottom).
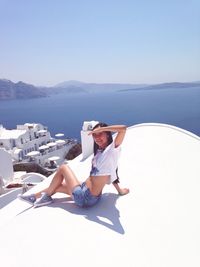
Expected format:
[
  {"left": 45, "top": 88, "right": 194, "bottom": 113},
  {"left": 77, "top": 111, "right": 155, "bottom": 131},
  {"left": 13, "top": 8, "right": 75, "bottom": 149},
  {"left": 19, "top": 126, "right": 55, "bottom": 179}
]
[{"left": 72, "top": 182, "right": 101, "bottom": 208}]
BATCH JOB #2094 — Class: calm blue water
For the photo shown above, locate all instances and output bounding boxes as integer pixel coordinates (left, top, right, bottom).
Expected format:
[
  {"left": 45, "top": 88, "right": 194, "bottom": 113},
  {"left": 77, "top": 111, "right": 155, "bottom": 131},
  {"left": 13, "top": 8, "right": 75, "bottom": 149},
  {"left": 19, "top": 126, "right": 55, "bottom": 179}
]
[{"left": 0, "top": 87, "right": 200, "bottom": 140}]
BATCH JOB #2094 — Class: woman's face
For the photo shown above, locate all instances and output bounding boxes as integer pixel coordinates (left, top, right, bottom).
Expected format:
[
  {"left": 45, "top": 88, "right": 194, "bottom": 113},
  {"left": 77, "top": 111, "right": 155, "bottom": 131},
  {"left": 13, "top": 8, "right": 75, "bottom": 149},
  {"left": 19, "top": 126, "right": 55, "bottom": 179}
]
[{"left": 92, "top": 131, "right": 108, "bottom": 149}]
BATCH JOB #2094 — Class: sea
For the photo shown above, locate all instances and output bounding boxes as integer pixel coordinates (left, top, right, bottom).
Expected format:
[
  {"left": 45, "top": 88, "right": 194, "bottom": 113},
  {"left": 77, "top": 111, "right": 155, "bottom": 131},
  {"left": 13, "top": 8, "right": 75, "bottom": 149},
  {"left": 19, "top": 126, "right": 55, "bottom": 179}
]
[{"left": 0, "top": 86, "right": 200, "bottom": 141}]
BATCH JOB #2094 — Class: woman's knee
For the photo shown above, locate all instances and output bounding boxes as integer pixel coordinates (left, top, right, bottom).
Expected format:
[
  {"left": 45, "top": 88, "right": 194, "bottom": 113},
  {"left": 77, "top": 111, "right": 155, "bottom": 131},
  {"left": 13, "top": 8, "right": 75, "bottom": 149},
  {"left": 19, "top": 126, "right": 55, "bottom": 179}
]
[{"left": 59, "top": 164, "right": 69, "bottom": 173}]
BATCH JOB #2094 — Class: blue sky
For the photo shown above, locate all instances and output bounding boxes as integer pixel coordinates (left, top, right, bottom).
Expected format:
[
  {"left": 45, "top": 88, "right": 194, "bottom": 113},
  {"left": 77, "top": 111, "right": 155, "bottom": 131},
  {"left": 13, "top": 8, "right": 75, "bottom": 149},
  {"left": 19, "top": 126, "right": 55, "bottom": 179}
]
[{"left": 0, "top": 0, "right": 199, "bottom": 86}]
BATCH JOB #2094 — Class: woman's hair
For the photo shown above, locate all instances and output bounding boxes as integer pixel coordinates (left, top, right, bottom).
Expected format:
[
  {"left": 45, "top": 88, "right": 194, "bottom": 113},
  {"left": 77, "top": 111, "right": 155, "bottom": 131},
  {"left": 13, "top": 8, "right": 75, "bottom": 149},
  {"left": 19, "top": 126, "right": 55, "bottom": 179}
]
[{"left": 92, "top": 122, "right": 113, "bottom": 155}]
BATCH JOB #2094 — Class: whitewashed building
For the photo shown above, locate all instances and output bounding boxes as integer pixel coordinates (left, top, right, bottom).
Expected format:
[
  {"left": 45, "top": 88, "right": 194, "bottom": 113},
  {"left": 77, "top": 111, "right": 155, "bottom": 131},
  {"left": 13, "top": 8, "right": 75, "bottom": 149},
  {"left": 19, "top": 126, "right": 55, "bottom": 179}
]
[{"left": 0, "top": 123, "right": 75, "bottom": 166}]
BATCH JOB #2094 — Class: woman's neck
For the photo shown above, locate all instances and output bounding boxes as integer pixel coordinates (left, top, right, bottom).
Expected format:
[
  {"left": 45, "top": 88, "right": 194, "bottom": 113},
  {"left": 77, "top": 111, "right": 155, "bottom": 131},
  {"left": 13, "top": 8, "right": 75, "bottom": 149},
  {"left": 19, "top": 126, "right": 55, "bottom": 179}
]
[{"left": 99, "top": 142, "right": 108, "bottom": 150}]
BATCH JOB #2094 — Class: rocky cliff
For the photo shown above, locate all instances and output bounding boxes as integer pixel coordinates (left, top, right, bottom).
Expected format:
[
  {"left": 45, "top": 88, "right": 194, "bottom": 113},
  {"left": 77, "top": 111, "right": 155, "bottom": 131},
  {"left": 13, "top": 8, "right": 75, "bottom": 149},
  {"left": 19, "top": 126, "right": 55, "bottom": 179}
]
[{"left": 0, "top": 79, "right": 47, "bottom": 100}]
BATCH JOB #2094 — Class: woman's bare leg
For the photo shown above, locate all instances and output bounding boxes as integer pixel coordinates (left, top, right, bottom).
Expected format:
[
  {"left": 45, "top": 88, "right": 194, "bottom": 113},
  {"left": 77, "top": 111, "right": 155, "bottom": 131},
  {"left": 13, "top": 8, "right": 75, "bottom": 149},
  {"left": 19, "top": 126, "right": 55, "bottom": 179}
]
[{"left": 34, "top": 164, "right": 80, "bottom": 198}]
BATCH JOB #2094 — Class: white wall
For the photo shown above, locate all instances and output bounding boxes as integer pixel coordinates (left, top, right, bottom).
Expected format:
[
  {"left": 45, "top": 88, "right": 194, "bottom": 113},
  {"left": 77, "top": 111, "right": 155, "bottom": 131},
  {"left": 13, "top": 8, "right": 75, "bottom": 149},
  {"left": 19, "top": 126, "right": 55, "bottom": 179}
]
[
  {"left": 81, "top": 121, "right": 98, "bottom": 160},
  {"left": 0, "top": 148, "right": 14, "bottom": 184}
]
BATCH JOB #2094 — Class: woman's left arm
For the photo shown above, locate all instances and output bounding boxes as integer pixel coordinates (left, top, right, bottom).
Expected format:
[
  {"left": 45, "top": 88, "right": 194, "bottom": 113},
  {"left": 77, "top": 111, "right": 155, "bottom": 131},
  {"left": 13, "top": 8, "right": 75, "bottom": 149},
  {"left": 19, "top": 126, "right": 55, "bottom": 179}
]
[{"left": 110, "top": 125, "right": 127, "bottom": 147}]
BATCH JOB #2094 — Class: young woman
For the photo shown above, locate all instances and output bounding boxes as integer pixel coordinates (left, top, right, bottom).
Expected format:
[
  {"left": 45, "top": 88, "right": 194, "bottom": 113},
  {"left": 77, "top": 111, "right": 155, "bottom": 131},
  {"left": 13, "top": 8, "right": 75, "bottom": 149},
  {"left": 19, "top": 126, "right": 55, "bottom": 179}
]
[{"left": 18, "top": 123, "right": 129, "bottom": 208}]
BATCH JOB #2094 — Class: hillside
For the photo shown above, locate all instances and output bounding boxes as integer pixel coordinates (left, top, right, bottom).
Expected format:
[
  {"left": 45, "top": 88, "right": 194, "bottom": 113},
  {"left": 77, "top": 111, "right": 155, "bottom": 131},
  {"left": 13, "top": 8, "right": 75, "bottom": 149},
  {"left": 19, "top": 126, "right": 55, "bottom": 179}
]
[{"left": 0, "top": 79, "right": 47, "bottom": 100}]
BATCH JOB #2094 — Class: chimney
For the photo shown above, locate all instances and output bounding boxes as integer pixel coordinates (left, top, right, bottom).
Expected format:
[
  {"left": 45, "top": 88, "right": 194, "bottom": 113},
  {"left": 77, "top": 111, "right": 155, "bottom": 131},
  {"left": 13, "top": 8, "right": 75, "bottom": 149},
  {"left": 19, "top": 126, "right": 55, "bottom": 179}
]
[{"left": 81, "top": 121, "right": 98, "bottom": 160}]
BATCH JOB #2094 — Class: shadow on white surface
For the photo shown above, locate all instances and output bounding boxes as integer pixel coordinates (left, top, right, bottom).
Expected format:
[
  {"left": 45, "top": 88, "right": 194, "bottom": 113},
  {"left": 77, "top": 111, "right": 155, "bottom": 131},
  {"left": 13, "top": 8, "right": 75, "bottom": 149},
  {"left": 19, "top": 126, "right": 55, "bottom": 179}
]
[{"left": 16, "top": 193, "right": 125, "bottom": 234}]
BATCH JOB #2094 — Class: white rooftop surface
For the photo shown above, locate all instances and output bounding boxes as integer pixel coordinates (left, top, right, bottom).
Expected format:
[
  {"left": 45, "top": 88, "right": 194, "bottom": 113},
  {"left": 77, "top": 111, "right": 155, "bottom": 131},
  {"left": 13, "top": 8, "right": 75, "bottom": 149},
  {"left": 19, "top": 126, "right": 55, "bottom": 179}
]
[
  {"left": 0, "top": 123, "right": 200, "bottom": 267},
  {"left": 0, "top": 129, "right": 26, "bottom": 139}
]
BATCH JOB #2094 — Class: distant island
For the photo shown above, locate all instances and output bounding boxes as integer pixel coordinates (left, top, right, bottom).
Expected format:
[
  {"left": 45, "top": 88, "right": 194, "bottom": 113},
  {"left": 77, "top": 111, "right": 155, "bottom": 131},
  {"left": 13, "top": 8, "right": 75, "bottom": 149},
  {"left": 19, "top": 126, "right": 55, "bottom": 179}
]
[
  {"left": 0, "top": 78, "right": 200, "bottom": 100},
  {"left": 0, "top": 79, "right": 46, "bottom": 100}
]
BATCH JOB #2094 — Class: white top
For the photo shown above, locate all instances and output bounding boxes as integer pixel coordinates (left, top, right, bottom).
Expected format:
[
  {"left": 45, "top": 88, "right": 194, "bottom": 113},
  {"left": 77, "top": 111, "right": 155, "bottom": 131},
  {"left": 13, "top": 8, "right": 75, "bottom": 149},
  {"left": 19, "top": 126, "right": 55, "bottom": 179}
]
[{"left": 90, "top": 141, "right": 121, "bottom": 184}]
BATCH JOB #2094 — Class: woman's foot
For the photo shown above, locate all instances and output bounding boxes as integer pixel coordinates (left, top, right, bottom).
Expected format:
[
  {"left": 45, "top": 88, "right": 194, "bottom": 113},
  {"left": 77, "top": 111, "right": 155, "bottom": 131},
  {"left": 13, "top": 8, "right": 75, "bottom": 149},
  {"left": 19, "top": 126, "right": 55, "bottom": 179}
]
[
  {"left": 18, "top": 194, "right": 36, "bottom": 205},
  {"left": 118, "top": 188, "right": 130, "bottom": 196},
  {"left": 34, "top": 192, "right": 53, "bottom": 208}
]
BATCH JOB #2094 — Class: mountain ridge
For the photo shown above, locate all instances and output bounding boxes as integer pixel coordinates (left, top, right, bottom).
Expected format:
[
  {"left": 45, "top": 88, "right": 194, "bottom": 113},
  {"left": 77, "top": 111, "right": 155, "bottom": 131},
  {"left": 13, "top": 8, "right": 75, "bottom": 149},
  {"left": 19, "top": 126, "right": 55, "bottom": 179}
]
[
  {"left": 0, "top": 79, "right": 47, "bottom": 100},
  {"left": 0, "top": 78, "right": 200, "bottom": 100}
]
